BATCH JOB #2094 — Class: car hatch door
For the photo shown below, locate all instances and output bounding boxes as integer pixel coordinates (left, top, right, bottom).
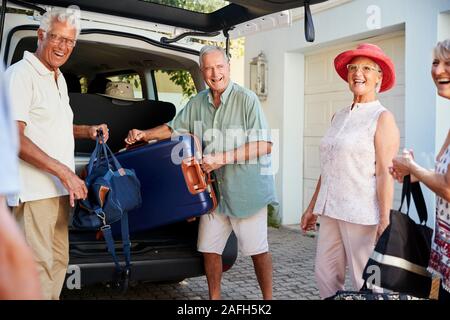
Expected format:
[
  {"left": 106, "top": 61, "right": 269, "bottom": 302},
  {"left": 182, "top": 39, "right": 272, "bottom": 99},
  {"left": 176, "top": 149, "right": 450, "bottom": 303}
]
[{"left": 13, "top": 0, "right": 328, "bottom": 42}]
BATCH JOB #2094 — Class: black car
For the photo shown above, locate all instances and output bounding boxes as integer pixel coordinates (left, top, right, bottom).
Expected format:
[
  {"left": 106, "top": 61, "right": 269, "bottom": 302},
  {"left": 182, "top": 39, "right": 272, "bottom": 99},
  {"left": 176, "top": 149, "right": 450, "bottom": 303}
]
[{"left": 1, "top": 0, "right": 325, "bottom": 289}]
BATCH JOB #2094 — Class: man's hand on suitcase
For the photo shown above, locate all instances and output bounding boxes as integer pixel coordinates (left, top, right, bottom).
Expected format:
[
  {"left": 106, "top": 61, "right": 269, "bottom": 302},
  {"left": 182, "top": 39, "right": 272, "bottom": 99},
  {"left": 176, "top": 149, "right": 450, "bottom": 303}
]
[{"left": 125, "top": 129, "right": 146, "bottom": 145}]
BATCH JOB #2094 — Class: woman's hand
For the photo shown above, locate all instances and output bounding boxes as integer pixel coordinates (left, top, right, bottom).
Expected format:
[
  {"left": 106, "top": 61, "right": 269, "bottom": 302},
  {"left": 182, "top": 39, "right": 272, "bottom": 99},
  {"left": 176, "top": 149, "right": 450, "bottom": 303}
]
[
  {"left": 389, "top": 149, "right": 415, "bottom": 183},
  {"left": 300, "top": 210, "right": 317, "bottom": 233}
]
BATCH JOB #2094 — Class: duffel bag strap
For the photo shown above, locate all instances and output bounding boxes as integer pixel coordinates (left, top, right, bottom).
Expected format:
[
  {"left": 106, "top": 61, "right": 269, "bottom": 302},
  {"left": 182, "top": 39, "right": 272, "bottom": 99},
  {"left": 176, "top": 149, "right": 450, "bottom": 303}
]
[
  {"left": 121, "top": 211, "right": 131, "bottom": 269},
  {"left": 99, "top": 219, "right": 121, "bottom": 273},
  {"left": 120, "top": 211, "right": 132, "bottom": 291},
  {"left": 98, "top": 209, "right": 132, "bottom": 292}
]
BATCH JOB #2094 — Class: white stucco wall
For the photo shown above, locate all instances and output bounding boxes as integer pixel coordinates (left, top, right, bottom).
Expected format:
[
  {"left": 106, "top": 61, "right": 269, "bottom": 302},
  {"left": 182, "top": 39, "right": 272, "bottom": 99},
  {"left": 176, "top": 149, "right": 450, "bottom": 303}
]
[{"left": 245, "top": 0, "right": 450, "bottom": 225}]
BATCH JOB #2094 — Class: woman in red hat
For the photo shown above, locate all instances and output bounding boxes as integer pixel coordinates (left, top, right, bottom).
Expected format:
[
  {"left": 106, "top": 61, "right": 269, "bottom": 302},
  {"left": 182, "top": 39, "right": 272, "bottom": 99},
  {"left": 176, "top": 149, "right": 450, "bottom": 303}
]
[
  {"left": 390, "top": 39, "right": 450, "bottom": 302},
  {"left": 300, "top": 43, "right": 400, "bottom": 299}
]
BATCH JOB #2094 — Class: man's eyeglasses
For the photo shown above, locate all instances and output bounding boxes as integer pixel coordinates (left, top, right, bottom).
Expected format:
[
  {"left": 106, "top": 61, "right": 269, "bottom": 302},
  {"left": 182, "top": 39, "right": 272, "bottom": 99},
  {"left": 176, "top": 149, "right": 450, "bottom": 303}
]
[
  {"left": 45, "top": 32, "right": 76, "bottom": 48},
  {"left": 346, "top": 64, "right": 381, "bottom": 74}
]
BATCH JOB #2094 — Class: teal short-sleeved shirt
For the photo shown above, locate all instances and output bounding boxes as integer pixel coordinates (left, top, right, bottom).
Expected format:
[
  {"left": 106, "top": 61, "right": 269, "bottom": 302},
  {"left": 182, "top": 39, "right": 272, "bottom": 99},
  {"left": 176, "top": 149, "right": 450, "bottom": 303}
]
[{"left": 168, "top": 82, "right": 277, "bottom": 218}]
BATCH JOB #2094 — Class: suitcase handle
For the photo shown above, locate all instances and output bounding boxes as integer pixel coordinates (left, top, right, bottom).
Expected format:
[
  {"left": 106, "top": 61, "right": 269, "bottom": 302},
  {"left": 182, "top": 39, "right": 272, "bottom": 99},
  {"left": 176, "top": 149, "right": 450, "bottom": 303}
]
[
  {"left": 181, "top": 156, "right": 207, "bottom": 194},
  {"left": 121, "top": 139, "right": 158, "bottom": 152}
]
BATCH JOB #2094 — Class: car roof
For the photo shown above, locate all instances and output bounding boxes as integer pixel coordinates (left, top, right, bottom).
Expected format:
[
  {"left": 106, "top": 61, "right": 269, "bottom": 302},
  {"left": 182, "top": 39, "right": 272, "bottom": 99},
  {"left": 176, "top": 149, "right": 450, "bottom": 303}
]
[{"left": 19, "top": 0, "right": 328, "bottom": 33}]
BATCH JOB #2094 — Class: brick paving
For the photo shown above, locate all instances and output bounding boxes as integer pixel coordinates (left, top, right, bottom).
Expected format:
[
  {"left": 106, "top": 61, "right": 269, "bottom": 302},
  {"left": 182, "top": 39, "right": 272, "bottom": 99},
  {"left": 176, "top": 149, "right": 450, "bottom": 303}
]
[{"left": 62, "top": 226, "right": 322, "bottom": 300}]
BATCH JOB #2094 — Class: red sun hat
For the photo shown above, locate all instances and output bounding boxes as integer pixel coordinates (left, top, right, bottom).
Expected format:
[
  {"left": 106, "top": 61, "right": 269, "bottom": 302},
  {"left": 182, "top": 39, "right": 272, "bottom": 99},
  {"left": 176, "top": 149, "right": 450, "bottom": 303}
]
[{"left": 334, "top": 43, "right": 396, "bottom": 93}]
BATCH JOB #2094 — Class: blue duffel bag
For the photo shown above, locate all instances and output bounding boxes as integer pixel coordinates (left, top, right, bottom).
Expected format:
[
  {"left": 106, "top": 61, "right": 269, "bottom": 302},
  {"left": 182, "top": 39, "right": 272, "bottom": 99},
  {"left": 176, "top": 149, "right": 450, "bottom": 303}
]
[{"left": 73, "top": 130, "right": 142, "bottom": 290}]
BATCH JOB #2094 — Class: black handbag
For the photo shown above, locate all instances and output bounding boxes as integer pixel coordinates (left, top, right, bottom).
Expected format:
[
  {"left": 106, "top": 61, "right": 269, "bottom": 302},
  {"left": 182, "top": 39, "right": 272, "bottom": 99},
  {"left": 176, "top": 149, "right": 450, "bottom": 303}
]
[
  {"left": 72, "top": 131, "right": 142, "bottom": 290},
  {"left": 362, "top": 175, "right": 433, "bottom": 298}
]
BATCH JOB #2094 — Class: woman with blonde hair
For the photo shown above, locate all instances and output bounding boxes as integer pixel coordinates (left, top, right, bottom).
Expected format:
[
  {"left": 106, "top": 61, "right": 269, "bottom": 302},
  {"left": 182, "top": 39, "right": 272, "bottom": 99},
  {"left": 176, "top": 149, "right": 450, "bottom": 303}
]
[{"left": 390, "top": 39, "right": 450, "bottom": 302}]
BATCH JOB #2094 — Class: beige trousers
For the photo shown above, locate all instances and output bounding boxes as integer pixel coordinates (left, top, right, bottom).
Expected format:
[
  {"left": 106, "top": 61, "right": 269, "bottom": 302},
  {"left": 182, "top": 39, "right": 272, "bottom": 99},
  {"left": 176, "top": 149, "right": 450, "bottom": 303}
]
[
  {"left": 13, "top": 196, "right": 69, "bottom": 300},
  {"left": 315, "top": 215, "right": 377, "bottom": 299}
]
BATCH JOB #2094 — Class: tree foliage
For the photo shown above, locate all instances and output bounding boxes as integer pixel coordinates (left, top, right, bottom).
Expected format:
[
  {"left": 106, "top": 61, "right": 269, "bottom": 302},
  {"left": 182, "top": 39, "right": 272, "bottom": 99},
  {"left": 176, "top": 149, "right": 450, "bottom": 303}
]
[
  {"left": 163, "top": 70, "right": 197, "bottom": 99},
  {"left": 143, "top": 0, "right": 228, "bottom": 13}
]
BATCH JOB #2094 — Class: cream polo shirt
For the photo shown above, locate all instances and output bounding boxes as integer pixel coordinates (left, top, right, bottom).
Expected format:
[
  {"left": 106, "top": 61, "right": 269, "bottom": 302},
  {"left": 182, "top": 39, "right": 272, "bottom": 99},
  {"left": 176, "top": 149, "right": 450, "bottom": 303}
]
[{"left": 5, "top": 51, "right": 75, "bottom": 206}]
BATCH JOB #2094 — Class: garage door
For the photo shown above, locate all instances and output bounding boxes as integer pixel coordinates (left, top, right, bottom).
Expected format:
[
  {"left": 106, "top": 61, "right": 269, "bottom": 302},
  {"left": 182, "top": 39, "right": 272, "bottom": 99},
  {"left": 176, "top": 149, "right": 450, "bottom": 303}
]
[{"left": 303, "top": 31, "right": 405, "bottom": 211}]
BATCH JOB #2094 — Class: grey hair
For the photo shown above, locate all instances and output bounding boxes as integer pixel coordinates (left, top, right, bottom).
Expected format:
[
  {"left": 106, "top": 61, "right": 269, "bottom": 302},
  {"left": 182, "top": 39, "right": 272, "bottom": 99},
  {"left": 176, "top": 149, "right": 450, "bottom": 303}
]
[
  {"left": 199, "top": 45, "right": 229, "bottom": 68},
  {"left": 433, "top": 39, "right": 450, "bottom": 61},
  {"left": 39, "top": 6, "right": 81, "bottom": 39}
]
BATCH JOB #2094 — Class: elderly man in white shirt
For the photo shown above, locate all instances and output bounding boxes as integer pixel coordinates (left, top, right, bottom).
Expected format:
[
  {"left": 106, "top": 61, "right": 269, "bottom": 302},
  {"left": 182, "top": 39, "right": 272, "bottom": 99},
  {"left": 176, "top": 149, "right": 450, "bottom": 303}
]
[{"left": 5, "top": 7, "right": 108, "bottom": 300}]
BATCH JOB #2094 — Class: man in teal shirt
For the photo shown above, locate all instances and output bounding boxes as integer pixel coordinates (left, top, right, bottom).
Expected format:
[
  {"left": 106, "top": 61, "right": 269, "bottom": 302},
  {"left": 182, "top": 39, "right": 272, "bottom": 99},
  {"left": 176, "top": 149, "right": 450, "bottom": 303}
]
[{"left": 126, "top": 45, "right": 277, "bottom": 300}]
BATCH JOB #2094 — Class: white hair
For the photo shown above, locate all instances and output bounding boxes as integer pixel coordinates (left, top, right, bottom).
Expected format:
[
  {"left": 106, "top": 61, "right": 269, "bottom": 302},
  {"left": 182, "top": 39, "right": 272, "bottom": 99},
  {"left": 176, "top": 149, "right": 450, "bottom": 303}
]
[
  {"left": 39, "top": 6, "right": 81, "bottom": 39},
  {"left": 199, "top": 45, "right": 229, "bottom": 69}
]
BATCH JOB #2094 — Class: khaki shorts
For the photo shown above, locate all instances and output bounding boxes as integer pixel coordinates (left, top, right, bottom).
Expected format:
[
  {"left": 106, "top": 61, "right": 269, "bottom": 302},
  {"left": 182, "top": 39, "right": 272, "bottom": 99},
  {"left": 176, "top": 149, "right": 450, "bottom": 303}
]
[{"left": 197, "top": 206, "right": 268, "bottom": 257}]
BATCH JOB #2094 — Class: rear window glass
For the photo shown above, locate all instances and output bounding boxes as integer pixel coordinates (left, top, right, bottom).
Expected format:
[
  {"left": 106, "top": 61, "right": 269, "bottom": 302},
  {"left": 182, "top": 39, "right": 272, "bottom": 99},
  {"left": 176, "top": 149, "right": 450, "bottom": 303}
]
[
  {"left": 107, "top": 73, "right": 143, "bottom": 99},
  {"left": 154, "top": 70, "right": 197, "bottom": 113}
]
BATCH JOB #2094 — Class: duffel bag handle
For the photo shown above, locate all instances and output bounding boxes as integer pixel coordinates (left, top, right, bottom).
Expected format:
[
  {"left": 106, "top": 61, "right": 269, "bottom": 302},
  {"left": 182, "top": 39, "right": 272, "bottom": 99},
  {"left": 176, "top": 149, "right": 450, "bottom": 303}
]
[
  {"left": 93, "top": 130, "right": 125, "bottom": 173},
  {"left": 100, "top": 140, "right": 122, "bottom": 171},
  {"left": 86, "top": 134, "right": 105, "bottom": 176},
  {"left": 87, "top": 130, "right": 125, "bottom": 176}
]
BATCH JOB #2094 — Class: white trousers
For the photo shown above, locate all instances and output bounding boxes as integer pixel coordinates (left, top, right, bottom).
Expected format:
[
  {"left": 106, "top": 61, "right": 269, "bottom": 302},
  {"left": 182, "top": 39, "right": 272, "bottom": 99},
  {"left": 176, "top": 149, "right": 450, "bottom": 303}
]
[{"left": 315, "top": 215, "right": 377, "bottom": 299}]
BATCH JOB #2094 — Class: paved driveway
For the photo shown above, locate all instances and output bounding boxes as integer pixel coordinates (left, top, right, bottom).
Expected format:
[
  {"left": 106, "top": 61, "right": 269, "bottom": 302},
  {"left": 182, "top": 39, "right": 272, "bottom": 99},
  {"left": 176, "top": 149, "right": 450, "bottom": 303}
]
[{"left": 62, "top": 226, "right": 321, "bottom": 300}]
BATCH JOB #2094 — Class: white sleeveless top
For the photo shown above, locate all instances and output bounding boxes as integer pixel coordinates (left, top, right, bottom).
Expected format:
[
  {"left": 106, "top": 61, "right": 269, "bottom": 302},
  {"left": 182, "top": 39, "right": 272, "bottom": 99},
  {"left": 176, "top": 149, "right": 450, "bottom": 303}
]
[{"left": 313, "top": 100, "right": 387, "bottom": 225}]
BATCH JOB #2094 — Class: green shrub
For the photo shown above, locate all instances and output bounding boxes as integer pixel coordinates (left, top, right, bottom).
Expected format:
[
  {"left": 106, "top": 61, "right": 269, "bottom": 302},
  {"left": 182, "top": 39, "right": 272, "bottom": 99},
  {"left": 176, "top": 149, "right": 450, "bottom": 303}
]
[{"left": 267, "top": 203, "right": 281, "bottom": 228}]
